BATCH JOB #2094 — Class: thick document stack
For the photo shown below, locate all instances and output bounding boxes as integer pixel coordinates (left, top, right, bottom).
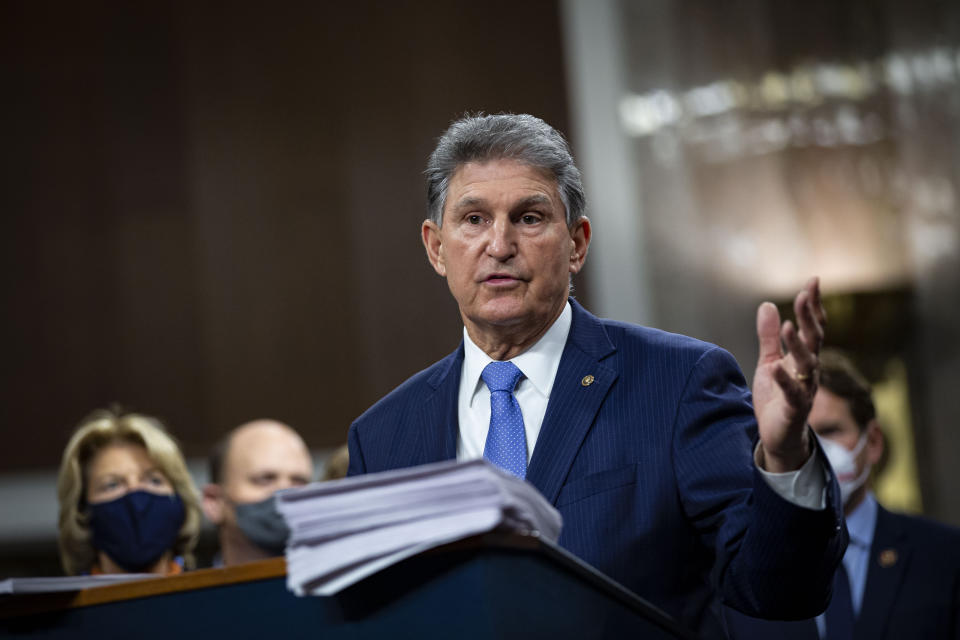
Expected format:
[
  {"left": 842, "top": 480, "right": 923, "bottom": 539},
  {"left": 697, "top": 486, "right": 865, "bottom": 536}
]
[{"left": 276, "top": 458, "right": 562, "bottom": 596}]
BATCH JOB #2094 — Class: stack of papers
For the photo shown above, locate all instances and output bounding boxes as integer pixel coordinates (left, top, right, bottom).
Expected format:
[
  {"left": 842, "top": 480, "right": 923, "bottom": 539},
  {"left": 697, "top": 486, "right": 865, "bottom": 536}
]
[{"left": 276, "top": 458, "right": 562, "bottom": 596}]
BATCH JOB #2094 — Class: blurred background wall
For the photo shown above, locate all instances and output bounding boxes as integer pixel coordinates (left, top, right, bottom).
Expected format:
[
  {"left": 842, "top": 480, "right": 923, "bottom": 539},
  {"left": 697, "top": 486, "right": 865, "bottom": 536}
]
[
  {"left": 1, "top": 0, "right": 958, "bottom": 577},
  {"left": 564, "top": 0, "right": 960, "bottom": 524}
]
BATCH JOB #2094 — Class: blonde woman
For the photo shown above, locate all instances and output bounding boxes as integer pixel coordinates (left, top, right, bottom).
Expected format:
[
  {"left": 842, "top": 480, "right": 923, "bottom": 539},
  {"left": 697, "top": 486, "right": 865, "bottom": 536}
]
[{"left": 57, "top": 408, "right": 201, "bottom": 575}]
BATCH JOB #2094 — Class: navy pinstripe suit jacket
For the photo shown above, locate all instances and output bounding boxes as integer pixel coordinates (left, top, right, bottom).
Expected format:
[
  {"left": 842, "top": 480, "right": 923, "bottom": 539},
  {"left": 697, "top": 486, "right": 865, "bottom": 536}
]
[{"left": 347, "top": 299, "right": 847, "bottom": 638}]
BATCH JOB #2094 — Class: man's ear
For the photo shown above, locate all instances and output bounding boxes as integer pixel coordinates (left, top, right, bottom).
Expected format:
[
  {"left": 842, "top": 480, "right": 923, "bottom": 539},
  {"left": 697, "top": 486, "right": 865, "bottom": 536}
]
[
  {"left": 422, "top": 219, "right": 446, "bottom": 277},
  {"left": 568, "top": 216, "right": 591, "bottom": 275},
  {"left": 202, "top": 483, "right": 226, "bottom": 525},
  {"left": 865, "top": 420, "right": 884, "bottom": 467}
]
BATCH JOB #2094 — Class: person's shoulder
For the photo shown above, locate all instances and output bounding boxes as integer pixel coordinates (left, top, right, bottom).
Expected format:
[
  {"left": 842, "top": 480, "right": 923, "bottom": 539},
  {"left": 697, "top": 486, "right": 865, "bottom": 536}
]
[
  {"left": 572, "top": 300, "right": 733, "bottom": 365},
  {"left": 884, "top": 506, "right": 960, "bottom": 546},
  {"left": 879, "top": 506, "right": 960, "bottom": 566},
  {"left": 352, "top": 347, "right": 461, "bottom": 428},
  {"left": 607, "top": 319, "right": 718, "bottom": 353}
]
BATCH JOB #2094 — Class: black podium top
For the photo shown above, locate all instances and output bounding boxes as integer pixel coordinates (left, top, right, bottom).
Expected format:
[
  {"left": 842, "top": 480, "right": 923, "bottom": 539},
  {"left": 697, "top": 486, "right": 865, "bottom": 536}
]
[{"left": 1, "top": 533, "right": 694, "bottom": 640}]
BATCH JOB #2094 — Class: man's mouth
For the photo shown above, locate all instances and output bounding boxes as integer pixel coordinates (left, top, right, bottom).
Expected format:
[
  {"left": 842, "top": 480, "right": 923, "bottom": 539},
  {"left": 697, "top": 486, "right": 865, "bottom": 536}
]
[{"left": 484, "top": 273, "right": 520, "bottom": 284}]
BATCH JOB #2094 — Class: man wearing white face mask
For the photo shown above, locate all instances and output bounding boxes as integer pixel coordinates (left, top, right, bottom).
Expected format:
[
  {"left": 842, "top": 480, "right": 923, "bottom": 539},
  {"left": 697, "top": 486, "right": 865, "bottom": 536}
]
[
  {"left": 812, "top": 349, "right": 960, "bottom": 640},
  {"left": 810, "top": 352, "right": 884, "bottom": 518},
  {"left": 808, "top": 351, "right": 888, "bottom": 640},
  {"left": 727, "top": 349, "right": 960, "bottom": 640}
]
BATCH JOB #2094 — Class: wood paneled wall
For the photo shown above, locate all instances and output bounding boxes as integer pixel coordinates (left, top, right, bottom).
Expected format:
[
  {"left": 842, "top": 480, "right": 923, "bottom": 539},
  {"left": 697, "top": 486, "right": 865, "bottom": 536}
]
[{"left": 0, "top": 1, "right": 579, "bottom": 469}]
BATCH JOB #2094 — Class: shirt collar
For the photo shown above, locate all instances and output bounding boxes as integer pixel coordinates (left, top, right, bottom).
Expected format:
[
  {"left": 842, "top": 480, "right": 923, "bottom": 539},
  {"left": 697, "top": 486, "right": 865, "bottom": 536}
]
[
  {"left": 845, "top": 490, "right": 878, "bottom": 550},
  {"left": 462, "top": 301, "right": 572, "bottom": 406}
]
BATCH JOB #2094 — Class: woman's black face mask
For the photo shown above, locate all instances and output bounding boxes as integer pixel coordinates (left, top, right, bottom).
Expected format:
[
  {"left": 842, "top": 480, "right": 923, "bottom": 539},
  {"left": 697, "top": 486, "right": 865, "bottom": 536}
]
[{"left": 88, "top": 490, "right": 185, "bottom": 572}]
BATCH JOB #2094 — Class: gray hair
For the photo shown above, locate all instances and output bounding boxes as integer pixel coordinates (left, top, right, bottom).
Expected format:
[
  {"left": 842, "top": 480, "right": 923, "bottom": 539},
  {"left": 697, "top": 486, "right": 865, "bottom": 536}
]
[{"left": 425, "top": 113, "right": 586, "bottom": 227}]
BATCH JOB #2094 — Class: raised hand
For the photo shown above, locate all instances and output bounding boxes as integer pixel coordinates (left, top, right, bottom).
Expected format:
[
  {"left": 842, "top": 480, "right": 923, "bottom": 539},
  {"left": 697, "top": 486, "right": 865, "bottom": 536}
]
[{"left": 752, "top": 277, "right": 826, "bottom": 472}]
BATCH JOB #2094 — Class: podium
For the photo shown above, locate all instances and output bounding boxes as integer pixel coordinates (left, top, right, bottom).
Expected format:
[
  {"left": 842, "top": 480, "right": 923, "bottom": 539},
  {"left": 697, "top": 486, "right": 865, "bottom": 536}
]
[{"left": 0, "top": 533, "right": 694, "bottom": 639}]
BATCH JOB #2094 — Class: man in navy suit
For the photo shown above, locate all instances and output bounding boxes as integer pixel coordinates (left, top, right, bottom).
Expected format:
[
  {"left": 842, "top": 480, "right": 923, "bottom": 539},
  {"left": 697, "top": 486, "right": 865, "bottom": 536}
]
[
  {"left": 347, "top": 113, "right": 846, "bottom": 638},
  {"left": 726, "top": 350, "right": 960, "bottom": 639}
]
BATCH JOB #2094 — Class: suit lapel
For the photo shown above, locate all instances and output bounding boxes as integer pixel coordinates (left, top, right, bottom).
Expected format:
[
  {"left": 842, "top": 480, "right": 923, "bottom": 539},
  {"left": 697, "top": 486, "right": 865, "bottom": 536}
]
[
  {"left": 527, "top": 300, "right": 618, "bottom": 504},
  {"left": 855, "top": 506, "right": 911, "bottom": 640},
  {"left": 387, "top": 345, "right": 462, "bottom": 468}
]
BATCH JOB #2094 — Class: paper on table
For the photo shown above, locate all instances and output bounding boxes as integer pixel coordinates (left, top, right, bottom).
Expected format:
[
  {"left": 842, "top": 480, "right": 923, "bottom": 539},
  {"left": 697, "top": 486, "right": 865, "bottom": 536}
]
[
  {"left": 0, "top": 573, "right": 157, "bottom": 595},
  {"left": 287, "top": 507, "right": 504, "bottom": 595},
  {"left": 277, "top": 458, "right": 562, "bottom": 596}
]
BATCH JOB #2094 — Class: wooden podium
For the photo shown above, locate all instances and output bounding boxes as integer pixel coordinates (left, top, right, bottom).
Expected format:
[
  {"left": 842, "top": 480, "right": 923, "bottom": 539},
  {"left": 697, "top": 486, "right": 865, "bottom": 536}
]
[{"left": 0, "top": 533, "right": 694, "bottom": 639}]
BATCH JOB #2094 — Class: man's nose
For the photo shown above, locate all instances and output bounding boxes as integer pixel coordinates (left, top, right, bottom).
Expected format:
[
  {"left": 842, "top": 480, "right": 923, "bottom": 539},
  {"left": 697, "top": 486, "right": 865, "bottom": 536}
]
[{"left": 486, "top": 217, "right": 516, "bottom": 260}]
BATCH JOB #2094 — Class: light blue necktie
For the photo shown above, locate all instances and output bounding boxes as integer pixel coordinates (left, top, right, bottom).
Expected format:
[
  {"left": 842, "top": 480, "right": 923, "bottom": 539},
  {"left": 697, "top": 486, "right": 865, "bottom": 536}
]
[{"left": 481, "top": 361, "right": 527, "bottom": 479}]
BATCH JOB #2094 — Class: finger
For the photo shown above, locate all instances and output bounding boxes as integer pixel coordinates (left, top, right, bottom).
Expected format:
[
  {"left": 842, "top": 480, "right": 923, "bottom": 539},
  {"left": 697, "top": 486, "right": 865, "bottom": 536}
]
[
  {"left": 801, "top": 277, "right": 827, "bottom": 350},
  {"left": 772, "top": 362, "right": 810, "bottom": 411},
  {"left": 806, "top": 276, "right": 827, "bottom": 328},
  {"left": 794, "top": 288, "right": 824, "bottom": 355},
  {"left": 781, "top": 320, "right": 817, "bottom": 383},
  {"left": 756, "top": 301, "right": 783, "bottom": 365}
]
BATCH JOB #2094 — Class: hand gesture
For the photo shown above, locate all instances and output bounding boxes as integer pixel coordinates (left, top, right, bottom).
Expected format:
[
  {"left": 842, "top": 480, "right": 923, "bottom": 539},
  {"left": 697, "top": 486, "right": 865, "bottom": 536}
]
[{"left": 753, "top": 277, "right": 826, "bottom": 472}]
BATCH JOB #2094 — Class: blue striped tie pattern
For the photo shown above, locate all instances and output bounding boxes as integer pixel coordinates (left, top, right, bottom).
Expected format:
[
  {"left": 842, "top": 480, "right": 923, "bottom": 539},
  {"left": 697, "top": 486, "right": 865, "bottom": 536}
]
[{"left": 481, "top": 361, "right": 527, "bottom": 479}]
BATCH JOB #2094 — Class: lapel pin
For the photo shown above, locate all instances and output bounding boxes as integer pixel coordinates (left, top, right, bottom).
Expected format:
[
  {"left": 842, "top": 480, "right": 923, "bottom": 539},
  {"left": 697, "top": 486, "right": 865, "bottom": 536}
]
[
  {"left": 878, "top": 548, "right": 898, "bottom": 568},
  {"left": 581, "top": 375, "right": 595, "bottom": 387}
]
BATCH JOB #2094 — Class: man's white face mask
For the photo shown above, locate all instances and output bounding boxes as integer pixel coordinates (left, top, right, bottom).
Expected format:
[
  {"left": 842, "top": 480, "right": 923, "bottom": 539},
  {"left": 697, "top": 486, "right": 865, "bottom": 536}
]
[{"left": 818, "top": 432, "right": 870, "bottom": 505}]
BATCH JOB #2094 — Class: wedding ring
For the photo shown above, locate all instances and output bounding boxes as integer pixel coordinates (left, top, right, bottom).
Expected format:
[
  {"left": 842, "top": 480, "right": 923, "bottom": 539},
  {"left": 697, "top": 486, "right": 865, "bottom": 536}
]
[{"left": 794, "top": 371, "right": 810, "bottom": 382}]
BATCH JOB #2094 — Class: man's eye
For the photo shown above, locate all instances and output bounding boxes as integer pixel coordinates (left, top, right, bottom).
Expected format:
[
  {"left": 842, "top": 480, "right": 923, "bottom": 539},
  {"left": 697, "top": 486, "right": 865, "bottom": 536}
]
[
  {"left": 520, "top": 213, "right": 541, "bottom": 224},
  {"left": 467, "top": 215, "right": 483, "bottom": 225}
]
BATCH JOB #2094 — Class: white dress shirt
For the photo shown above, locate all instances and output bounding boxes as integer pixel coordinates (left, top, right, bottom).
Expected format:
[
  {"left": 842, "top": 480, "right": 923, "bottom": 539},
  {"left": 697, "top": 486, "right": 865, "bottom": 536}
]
[
  {"left": 455, "top": 300, "right": 826, "bottom": 509},
  {"left": 456, "top": 302, "right": 572, "bottom": 462}
]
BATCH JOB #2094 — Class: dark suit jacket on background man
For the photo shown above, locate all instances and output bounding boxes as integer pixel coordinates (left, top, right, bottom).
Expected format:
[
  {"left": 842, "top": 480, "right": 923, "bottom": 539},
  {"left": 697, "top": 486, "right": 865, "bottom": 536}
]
[
  {"left": 859, "top": 505, "right": 960, "bottom": 639},
  {"left": 725, "top": 503, "right": 960, "bottom": 639}
]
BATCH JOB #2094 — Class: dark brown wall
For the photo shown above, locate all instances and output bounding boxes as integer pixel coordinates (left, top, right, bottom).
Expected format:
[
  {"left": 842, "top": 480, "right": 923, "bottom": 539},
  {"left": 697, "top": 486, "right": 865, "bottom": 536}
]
[{"left": 0, "top": 1, "right": 576, "bottom": 469}]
